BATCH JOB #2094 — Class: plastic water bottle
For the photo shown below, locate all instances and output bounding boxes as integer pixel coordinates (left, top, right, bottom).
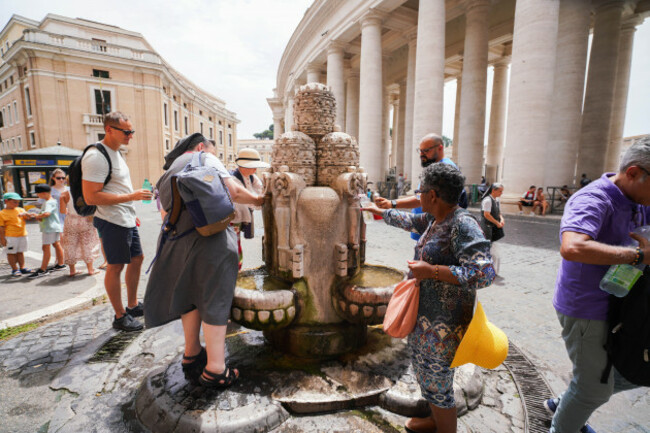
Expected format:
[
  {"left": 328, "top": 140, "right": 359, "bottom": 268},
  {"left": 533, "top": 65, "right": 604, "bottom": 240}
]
[
  {"left": 142, "top": 178, "right": 152, "bottom": 204},
  {"left": 599, "top": 226, "right": 649, "bottom": 297},
  {"left": 358, "top": 194, "right": 374, "bottom": 224}
]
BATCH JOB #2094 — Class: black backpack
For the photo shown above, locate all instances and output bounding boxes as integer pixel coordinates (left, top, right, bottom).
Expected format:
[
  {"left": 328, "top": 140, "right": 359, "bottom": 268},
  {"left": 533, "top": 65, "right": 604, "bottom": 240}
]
[
  {"left": 68, "top": 143, "right": 112, "bottom": 216},
  {"left": 601, "top": 265, "right": 650, "bottom": 386}
]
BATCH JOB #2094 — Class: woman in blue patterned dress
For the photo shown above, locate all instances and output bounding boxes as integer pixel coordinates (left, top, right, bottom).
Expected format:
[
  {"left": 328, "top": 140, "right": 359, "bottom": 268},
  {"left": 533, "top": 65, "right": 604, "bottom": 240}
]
[{"left": 364, "top": 163, "right": 495, "bottom": 433}]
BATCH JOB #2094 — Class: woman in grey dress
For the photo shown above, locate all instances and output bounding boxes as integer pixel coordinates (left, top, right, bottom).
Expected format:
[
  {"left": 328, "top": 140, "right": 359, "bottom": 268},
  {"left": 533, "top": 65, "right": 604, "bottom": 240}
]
[{"left": 144, "top": 134, "right": 264, "bottom": 388}]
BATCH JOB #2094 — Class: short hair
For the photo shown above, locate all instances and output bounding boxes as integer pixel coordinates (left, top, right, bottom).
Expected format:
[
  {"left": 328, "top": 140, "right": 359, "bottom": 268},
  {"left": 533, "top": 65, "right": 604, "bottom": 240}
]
[
  {"left": 530, "top": 185, "right": 536, "bottom": 189},
  {"left": 421, "top": 162, "right": 465, "bottom": 205},
  {"left": 619, "top": 137, "right": 650, "bottom": 175},
  {"left": 103, "top": 111, "right": 130, "bottom": 128},
  {"left": 420, "top": 133, "right": 444, "bottom": 147},
  {"left": 491, "top": 183, "right": 504, "bottom": 191}
]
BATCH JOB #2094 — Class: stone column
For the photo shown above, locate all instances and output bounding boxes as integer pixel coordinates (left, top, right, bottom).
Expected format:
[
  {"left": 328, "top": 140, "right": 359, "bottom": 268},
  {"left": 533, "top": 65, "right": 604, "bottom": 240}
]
[
  {"left": 284, "top": 94, "right": 294, "bottom": 131},
  {"left": 359, "top": 12, "right": 384, "bottom": 183},
  {"left": 452, "top": 75, "right": 462, "bottom": 163},
  {"left": 397, "top": 80, "right": 407, "bottom": 176},
  {"left": 605, "top": 17, "right": 642, "bottom": 172},
  {"left": 382, "top": 87, "right": 391, "bottom": 179},
  {"left": 576, "top": 0, "right": 626, "bottom": 178},
  {"left": 457, "top": 0, "right": 490, "bottom": 184},
  {"left": 391, "top": 97, "right": 399, "bottom": 170},
  {"left": 545, "top": 0, "right": 591, "bottom": 187},
  {"left": 345, "top": 71, "right": 360, "bottom": 140},
  {"left": 403, "top": 31, "right": 417, "bottom": 183},
  {"left": 306, "top": 63, "right": 322, "bottom": 84},
  {"left": 485, "top": 59, "right": 509, "bottom": 182},
  {"left": 273, "top": 116, "right": 284, "bottom": 140},
  {"left": 327, "top": 43, "right": 346, "bottom": 129},
  {"left": 411, "top": 1, "right": 446, "bottom": 184},
  {"left": 501, "top": 0, "right": 559, "bottom": 198}
]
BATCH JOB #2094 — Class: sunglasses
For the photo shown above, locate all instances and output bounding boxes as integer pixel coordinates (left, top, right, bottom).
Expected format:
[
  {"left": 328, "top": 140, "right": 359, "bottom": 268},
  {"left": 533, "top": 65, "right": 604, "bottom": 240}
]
[
  {"left": 414, "top": 188, "right": 432, "bottom": 195},
  {"left": 55, "top": 177, "right": 66, "bottom": 180},
  {"left": 110, "top": 125, "right": 135, "bottom": 136}
]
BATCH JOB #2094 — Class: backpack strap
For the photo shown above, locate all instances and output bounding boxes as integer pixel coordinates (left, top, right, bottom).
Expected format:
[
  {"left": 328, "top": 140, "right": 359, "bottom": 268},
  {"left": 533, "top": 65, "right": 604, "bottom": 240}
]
[{"left": 93, "top": 143, "right": 113, "bottom": 185}]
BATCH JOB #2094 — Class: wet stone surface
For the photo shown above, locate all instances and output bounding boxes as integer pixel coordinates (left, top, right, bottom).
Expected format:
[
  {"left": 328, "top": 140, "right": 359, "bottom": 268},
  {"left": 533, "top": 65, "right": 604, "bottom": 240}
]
[{"left": 135, "top": 328, "right": 486, "bottom": 432}]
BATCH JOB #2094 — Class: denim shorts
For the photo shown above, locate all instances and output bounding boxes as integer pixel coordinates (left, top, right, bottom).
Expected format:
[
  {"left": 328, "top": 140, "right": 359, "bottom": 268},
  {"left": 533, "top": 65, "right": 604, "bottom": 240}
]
[{"left": 93, "top": 217, "right": 142, "bottom": 264}]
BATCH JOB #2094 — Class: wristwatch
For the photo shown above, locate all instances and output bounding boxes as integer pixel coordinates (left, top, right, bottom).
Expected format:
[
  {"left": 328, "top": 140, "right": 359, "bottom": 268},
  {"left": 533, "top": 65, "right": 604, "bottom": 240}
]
[{"left": 391, "top": 200, "right": 397, "bottom": 208}]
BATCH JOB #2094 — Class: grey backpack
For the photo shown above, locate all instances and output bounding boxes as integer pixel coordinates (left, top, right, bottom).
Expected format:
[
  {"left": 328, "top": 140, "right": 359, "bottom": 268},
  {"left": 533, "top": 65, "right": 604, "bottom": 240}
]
[{"left": 168, "top": 151, "right": 235, "bottom": 236}]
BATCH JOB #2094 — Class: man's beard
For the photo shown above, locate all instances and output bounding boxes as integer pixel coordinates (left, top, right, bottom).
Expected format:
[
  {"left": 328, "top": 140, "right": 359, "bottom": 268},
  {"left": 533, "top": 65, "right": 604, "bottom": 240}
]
[{"left": 421, "top": 157, "right": 436, "bottom": 168}]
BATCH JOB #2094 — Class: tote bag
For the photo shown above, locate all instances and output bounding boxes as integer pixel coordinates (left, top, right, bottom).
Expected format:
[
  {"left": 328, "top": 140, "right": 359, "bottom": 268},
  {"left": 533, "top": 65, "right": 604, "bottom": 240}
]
[{"left": 383, "top": 278, "right": 419, "bottom": 338}]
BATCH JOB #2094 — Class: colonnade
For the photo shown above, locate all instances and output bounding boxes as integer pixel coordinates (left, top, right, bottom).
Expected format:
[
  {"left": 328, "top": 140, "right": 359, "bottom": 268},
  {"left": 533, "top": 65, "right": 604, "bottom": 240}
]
[{"left": 269, "top": 0, "right": 646, "bottom": 201}]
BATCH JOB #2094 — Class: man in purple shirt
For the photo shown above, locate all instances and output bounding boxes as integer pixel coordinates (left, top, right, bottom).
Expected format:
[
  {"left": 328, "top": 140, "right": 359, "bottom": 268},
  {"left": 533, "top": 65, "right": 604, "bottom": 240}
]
[{"left": 547, "top": 139, "right": 650, "bottom": 433}]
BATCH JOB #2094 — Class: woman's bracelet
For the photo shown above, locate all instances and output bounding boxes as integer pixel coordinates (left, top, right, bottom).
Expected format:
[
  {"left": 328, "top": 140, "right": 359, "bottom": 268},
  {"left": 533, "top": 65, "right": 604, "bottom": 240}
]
[
  {"left": 631, "top": 246, "right": 644, "bottom": 266},
  {"left": 434, "top": 265, "right": 439, "bottom": 280}
]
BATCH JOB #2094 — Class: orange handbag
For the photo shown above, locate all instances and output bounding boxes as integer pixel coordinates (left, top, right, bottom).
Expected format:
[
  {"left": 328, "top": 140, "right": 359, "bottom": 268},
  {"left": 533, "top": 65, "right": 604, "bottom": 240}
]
[{"left": 383, "top": 278, "right": 420, "bottom": 338}]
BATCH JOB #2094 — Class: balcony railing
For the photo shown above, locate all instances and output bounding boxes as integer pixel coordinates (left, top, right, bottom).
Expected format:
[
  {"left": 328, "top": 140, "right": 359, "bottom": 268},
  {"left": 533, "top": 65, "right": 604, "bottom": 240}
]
[
  {"left": 22, "top": 30, "right": 161, "bottom": 64},
  {"left": 82, "top": 113, "right": 104, "bottom": 126}
]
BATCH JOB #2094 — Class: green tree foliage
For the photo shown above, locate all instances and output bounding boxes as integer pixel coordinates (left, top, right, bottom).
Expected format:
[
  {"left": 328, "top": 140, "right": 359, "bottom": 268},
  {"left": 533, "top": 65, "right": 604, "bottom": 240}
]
[
  {"left": 442, "top": 135, "right": 452, "bottom": 148},
  {"left": 253, "top": 124, "right": 274, "bottom": 140}
]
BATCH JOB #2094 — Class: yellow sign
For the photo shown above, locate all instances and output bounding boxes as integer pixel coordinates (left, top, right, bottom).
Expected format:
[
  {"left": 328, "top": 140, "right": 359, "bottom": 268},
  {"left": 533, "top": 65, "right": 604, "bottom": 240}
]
[{"left": 57, "top": 159, "right": 74, "bottom": 166}]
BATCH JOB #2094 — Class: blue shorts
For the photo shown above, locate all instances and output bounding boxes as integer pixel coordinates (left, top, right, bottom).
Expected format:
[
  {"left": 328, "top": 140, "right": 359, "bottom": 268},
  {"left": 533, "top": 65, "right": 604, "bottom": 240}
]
[{"left": 93, "top": 217, "right": 143, "bottom": 265}]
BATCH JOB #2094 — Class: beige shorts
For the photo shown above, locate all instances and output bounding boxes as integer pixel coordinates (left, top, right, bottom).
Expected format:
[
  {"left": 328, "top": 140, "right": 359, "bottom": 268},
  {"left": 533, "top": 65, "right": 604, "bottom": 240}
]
[
  {"left": 5, "top": 236, "right": 28, "bottom": 254},
  {"left": 42, "top": 232, "right": 61, "bottom": 245}
]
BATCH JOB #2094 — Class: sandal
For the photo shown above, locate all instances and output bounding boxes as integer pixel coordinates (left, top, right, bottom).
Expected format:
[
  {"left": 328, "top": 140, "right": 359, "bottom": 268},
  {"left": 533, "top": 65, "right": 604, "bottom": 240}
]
[
  {"left": 199, "top": 366, "right": 239, "bottom": 389},
  {"left": 181, "top": 347, "right": 207, "bottom": 385}
]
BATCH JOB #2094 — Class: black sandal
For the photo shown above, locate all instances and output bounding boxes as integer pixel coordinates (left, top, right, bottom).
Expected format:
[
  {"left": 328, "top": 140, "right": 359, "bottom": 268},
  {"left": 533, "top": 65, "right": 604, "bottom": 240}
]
[
  {"left": 198, "top": 366, "right": 239, "bottom": 389},
  {"left": 181, "top": 347, "right": 207, "bottom": 384}
]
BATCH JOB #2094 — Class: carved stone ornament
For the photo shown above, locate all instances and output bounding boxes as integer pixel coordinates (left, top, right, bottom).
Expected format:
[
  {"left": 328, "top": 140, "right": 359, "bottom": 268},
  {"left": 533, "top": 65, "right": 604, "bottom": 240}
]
[
  {"left": 272, "top": 131, "right": 316, "bottom": 186},
  {"left": 293, "top": 82, "right": 336, "bottom": 138},
  {"left": 317, "top": 131, "right": 360, "bottom": 187}
]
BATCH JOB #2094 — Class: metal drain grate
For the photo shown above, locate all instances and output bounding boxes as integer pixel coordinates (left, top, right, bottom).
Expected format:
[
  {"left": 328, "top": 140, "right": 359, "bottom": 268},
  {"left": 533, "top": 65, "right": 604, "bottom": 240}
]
[
  {"left": 503, "top": 342, "right": 554, "bottom": 433},
  {"left": 87, "top": 329, "right": 143, "bottom": 363}
]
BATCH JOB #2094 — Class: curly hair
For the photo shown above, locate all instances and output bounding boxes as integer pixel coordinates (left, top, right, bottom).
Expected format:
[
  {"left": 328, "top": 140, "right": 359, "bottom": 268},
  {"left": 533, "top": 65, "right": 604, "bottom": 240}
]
[{"left": 421, "top": 162, "right": 466, "bottom": 205}]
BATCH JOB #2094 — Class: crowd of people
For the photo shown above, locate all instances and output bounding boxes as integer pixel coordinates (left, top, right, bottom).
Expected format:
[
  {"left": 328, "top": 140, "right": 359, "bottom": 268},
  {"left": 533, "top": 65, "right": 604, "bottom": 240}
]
[{"left": 2, "top": 110, "right": 649, "bottom": 433}]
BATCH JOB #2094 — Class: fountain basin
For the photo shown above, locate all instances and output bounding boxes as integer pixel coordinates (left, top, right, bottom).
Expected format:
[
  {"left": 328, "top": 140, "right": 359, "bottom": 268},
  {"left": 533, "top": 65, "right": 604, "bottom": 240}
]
[
  {"left": 231, "top": 268, "right": 296, "bottom": 331},
  {"left": 334, "top": 264, "right": 405, "bottom": 325}
]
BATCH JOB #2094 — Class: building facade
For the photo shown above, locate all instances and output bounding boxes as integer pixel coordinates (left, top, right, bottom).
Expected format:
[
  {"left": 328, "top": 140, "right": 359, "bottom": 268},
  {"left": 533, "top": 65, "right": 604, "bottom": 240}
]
[
  {"left": 0, "top": 14, "right": 239, "bottom": 188},
  {"left": 268, "top": 0, "right": 649, "bottom": 206}
]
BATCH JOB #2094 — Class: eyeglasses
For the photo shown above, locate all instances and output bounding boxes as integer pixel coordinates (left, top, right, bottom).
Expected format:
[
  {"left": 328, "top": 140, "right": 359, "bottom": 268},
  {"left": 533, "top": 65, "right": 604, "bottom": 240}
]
[
  {"left": 417, "top": 146, "right": 436, "bottom": 155},
  {"left": 55, "top": 177, "right": 66, "bottom": 180},
  {"left": 414, "top": 188, "right": 431, "bottom": 195},
  {"left": 110, "top": 126, "right": 135, "bottom": 136}
]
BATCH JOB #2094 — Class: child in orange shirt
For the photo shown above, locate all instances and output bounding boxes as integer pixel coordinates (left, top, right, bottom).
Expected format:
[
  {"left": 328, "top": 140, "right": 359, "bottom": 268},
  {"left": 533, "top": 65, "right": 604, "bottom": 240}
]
[{"left": 0, "top": 192, "right": 33, "bottom": 277}]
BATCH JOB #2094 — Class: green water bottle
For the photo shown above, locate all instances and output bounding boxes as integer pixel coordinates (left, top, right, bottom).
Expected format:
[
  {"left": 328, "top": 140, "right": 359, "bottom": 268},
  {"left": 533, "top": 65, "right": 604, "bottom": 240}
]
[{"left": 142, "top": 178, "right": 152, "bottom": 204}]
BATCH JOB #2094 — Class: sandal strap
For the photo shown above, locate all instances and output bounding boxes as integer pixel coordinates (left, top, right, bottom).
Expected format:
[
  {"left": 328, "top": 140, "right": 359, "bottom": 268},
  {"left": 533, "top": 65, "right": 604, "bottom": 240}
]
[
  {"left": 202, "top": 367, "right": 232, "bottom": 380},
  {"left": 182, "top": 347, "right": 205, "bottom": 361}
]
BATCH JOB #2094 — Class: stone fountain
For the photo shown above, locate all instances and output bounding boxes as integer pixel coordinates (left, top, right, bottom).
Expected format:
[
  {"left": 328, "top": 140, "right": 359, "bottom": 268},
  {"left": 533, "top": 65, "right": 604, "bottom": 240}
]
[
  {"left": 229, "top": 82, "right": 402, "bottom": 357},
  {"left": 133, "top": 83, "right": 485, "bottom": 433}
]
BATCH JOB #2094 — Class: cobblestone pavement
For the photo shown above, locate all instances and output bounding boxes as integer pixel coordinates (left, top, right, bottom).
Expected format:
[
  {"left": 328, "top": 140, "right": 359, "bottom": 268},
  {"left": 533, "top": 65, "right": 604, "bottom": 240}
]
[{"left": 0, "top": 206, "right": 647, "bottom": 432}]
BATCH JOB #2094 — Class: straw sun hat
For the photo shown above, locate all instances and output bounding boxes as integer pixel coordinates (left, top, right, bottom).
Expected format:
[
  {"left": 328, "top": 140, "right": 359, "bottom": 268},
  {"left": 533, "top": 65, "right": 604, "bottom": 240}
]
[
  {"left": 236, "top": 148, "right": 270, "bottom": 169},
  {"left": 450, "top": 301, "right": 509, "bottom": 369}
]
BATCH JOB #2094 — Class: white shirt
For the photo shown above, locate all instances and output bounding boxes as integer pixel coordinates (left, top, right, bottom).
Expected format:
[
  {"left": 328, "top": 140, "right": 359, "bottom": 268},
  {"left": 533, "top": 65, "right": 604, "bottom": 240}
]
[
  {"left": 481, "top": 196, "right": 493, "bottom": 212},
  {"left": 81, "top": 144, "right": 136, "bottom": 228}
]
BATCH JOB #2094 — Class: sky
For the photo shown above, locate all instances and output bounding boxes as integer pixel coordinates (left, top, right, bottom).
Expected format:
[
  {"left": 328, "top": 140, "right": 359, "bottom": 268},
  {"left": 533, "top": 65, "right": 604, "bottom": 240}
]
[{"left": 1, "top": 1, "right": 648, "bottom": 140}]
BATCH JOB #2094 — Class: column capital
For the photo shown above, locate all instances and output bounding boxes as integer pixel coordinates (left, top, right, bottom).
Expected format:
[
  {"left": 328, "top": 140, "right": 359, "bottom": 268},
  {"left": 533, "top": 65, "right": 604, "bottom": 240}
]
[
  {"left": 360, "top": 10, "right": 386, "bottom": 29},
  {"left": 592, "top": 0, "right": 626, "bottom": 14},
  {"left": 621, "top": 15, "right": 643, "bottom": 32},
  {"left": 327, "top": 40, "right": 347, "bottom": 55},
  {"left": 491, "top": 56, "right": 511, "bottom": 68},
  {"left": 402, "top": 26, "right": 418, "bottom": 42},
  {"left": 463, "top": 0, "right": 491, "bottom": 14},
  {"left": 306, "top": 62, "right": 323, "bottom": 74},
  {"left": 345, "top": 69, "right": 360, "bottom": 80}
]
